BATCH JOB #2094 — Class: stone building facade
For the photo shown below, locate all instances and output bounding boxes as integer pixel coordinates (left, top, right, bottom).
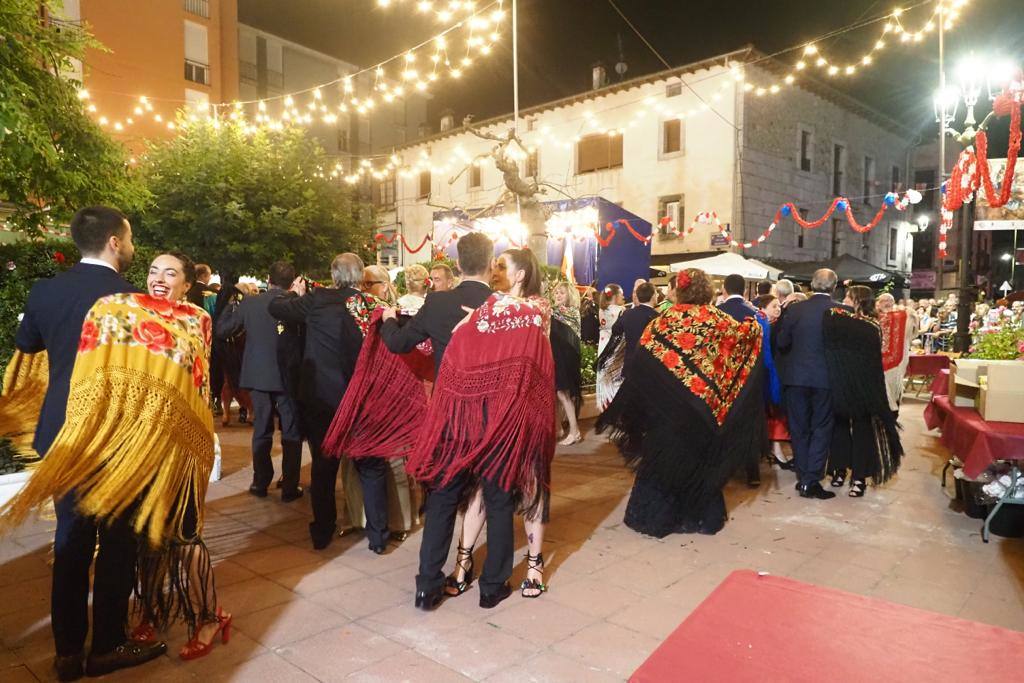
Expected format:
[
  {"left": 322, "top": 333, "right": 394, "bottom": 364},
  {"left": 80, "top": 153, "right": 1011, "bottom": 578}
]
[{"left": 372, "top": 49, "right": 918, "bottom": 278}]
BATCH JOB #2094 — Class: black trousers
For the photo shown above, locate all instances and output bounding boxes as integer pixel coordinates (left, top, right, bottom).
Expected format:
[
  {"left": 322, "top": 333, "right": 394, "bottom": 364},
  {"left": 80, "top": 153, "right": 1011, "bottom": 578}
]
[
  {"left": 416, "top": 471, "right": 515, "bottom": 595},
  {"left": 305, "top": 414, "right": 339, "bottom": 538},
  {"left": 51, "top": 493, "right": 137, "bottom": 657},
  {"left": 353, "top": 458, "right": 391, "bottom": 548},
  {"left": 830, "top": 416, "right": 875, "bottom": 481},
  {"left": 785, "top": 386, "right": 835, "bottom": 487},
  {"left": 250, "top": 389, "right": 302, "bottom": 491}
]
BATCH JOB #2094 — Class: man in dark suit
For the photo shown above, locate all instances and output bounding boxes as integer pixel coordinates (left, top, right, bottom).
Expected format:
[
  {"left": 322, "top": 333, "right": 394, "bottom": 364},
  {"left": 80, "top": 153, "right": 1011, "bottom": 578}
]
[
  {"left": 775, "top": 268, "right": 844, "bottom": 500},
  {"left": 718, "top": 273, "right": 758, "bottom": 322},
  {"left": 186, "top": 262, "right": 215, "bottom": 308},
  {"left": 612, "top": 281, "right": 659, "bottom": 378},
  {"left": 15, "top": 207, "right": 167, "bottom": 680},
  {"left": 379, "top": 233, "right": 515, "bottom": 611},
  {"left": 269, "top": 253, "right": 394, "bottom": 553},
  {"left": 217, "top": 261, "right": 304, "bottom": 502}
]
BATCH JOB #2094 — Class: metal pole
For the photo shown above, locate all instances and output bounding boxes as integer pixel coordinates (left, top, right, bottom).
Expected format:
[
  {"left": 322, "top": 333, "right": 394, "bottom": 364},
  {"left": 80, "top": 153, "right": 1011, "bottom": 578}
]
[
  {"left": 512, "top": 0, "right": 520, "bottom": 137},
  {"left": 954, "top": 201, "right": 975, "bottom": 353},
  {"left": 935, "top": 3, "right": 946, "bottom": 298}
]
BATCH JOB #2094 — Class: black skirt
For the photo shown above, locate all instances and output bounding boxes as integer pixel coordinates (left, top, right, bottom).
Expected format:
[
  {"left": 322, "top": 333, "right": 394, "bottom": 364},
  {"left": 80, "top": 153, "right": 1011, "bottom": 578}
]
[{"left": 550, "top": 318, "right": 582, "bottom": 404}]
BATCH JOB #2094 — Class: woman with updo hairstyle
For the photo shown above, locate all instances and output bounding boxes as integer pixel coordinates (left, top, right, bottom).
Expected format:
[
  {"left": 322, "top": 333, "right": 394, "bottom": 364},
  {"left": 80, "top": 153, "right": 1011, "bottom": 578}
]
[{"left": 597, "top": 268, "right": 765, "bottom": 537}]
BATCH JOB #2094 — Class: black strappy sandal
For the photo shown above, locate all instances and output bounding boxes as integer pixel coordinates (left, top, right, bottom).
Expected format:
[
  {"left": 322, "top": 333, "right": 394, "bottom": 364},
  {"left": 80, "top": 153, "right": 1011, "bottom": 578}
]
[
  {"left": 849, "top": 480, "right": 866, "bottom": 497},
  {"left": 830, "top": 471, "right": 846, "bottom": 488},
  {"left": 520, "top": 552, "right": 547, "bottom": 598},
  {"left": 444, "top": 545, "right": 475, "bottom": 597}
]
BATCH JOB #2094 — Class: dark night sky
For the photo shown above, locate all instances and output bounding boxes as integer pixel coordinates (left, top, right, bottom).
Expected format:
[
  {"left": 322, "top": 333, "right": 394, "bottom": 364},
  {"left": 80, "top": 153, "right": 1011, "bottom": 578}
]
[{"left": 240, "top": 0, "right": 1024, "bottom": 140}]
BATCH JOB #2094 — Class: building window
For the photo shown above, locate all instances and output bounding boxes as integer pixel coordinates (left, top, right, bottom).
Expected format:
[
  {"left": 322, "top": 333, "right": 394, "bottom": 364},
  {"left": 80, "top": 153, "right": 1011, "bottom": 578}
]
[
  {"left": 525, "top": 149, "right": 539, "bottom": 179},
  {"left": 665, "top": 82, "right": 682, "bottom": 98},
  {"left": 336, "top": 129, "right": 350, "bottom": 153},
  {"left": 889, "top": 225, "right": 899, "bottom": 262},
  {"left": 577, "top": 133, "right": 623, "bottom": 174},
  {"left": 797, "top": 209, "right": 808, "bottom": 248},
  {"left": 832, "top": 144, "right": 845, "bottom": 196},
  {"left": 914, "top": 169, "right": 936, "bottom": 212},
  {"left": 374, "top": 177, "right": 396, "bottom": 209},
  {"left": 184, "top": 20, "right": 209, "bottom": 85},
  {"left": 468, "top": 163, "right": 482, "bottom": 190},
  {"left": 183, "top": 0, "right": 209, "bottom": 18},
  {"left": 799, "top": 129, "right": 813, "bottom": 172},
  {"left": 863, "top": 156, "right": 875, "bottom": 204},
  {"left": 418, "top": 170, "right": 431, "bottom": 199},
  {"left": 891, "top": 164, "right": 902, "bottom": 192},
  {"left": 661, "top": 118, "right": 684, "bottom": 156},
  {"left": 184, "top": 59, "right": 209, "bottom": 85},
  {"left": 657, "top": 195, "right": 684, "bottom": 236}
]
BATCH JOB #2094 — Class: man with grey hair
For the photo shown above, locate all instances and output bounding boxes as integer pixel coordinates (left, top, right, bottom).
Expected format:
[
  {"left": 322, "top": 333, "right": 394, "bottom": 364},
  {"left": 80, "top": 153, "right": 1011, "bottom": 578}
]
[
  {"left": 774, "top": 278, "right": 796, "bottom": 305},
  {"left": 270, "top": 252, "right": 383, "bottom": 550},
  {"left": 776, "top": 268, "right": 847, "bottom": 500}
]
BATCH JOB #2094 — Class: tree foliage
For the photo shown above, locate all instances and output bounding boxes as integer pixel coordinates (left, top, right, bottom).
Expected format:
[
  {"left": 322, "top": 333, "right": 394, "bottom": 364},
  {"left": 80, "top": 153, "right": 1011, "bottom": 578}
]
[
  {"left": 138, "top": 119, "right": 373, "bottom": 277},
  {"left": 0, "top": 1, "right": 147, "bottom": 232}
]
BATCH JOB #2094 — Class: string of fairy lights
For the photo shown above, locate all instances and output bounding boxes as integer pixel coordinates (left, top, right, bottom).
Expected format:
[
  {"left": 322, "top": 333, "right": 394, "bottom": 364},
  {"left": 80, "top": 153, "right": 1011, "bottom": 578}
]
[{"left": 74, "top": 0, "right": 972, "bottom": 182}]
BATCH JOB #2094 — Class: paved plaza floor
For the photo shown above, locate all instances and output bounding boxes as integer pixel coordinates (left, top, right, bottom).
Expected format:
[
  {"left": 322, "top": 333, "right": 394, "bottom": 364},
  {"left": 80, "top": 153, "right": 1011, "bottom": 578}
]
[{"left": 2, "top": 398, "right": 1023, "bottom": 681}]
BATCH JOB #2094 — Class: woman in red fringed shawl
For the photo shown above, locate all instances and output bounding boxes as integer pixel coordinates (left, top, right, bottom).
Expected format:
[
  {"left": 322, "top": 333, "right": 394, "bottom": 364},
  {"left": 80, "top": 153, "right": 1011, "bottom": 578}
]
[
  {"left": 597, "top": 268, "right": 764, "bottom": 537},
  {"left": 319, "top": 288, "right": 434, "bottom": 546},
  {"left": 424, "top": 248, "right": 557, "bottom": 600}
]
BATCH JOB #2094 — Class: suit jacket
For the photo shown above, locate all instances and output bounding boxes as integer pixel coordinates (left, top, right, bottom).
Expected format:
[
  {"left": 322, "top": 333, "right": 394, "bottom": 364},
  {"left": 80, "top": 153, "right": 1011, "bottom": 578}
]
[
  {"left": 775, "top": 293, "right": 847, "bottom": 389},
  {"left": 380, "top": 280, "right": 492, "bottom": 373},
  {"left": 14, "top": 262, "right": 138, "bottom": 454},
  {"left": 268, "top": 287, "right": 366, "bottom": 418},
  {"left": 187, "top": 282, "right": 214, "bottom": 308},
  {"left": 612, "top": 304, "right": 659, "bottom": 377},
  {"left": 215, "top": 288, "right": 290, "bottom": 393},
  {"left": 717, "top": 296, "right": 758, "bottom": 323}
]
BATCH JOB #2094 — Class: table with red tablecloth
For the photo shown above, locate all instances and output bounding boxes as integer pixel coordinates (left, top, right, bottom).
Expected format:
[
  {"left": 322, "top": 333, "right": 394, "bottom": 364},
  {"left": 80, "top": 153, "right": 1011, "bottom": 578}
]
[
  {"left": 924, "top": 396, "right": 1024, "bottom": 478},
  {"left": 908, "top": 353, "right": 951, "bottom": 376},
  {"left": 930, "top": 368, "right": 949, "bottom": 396}
]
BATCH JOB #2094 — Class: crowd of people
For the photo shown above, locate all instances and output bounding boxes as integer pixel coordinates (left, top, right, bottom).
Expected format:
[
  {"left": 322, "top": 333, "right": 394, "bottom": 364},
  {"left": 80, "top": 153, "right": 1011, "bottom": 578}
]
[{"left": 0, "top": 202, "right": 988, "bottom": 680}]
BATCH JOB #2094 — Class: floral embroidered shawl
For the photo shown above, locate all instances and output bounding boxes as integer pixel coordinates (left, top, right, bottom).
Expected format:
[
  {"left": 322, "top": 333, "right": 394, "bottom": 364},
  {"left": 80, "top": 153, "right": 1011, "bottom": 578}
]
[
  {"left": 406, "top": 293, "right": 555, "bottom": 511},
  {"left": 878, "top": 309, "right": 909, "bottom": 372},
  {"left": 639, "top": 304, "right": 762, "bottom": 426},
  {"left": 0, "top": 293, "right": 214, "bottom": 548}
]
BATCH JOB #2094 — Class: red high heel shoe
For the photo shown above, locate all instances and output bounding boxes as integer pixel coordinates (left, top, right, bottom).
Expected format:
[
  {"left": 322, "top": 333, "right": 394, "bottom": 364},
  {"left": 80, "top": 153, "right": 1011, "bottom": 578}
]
[
  {"left": 179, "top": 607, "right": 232, "bottom": 661},
  {"left": 130, "top": 621, "right": 157, "bottom": 644}
]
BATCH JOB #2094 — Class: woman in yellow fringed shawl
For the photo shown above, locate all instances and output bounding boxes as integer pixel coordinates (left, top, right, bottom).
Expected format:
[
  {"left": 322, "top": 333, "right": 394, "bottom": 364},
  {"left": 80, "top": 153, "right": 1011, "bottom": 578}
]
[{"left": 0, "top": 252, "right": 232, "bottom": 661}]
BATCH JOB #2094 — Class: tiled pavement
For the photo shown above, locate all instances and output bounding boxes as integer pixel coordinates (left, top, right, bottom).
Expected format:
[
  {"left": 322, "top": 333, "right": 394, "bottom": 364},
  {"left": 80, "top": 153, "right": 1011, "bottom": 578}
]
[{"left": 2, "top": 398, "right": 1023, "bottom": 681}]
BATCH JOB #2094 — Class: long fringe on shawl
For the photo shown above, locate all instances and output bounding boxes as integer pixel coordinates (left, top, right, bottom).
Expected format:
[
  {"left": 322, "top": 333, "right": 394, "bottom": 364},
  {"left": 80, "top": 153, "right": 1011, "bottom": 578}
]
[
  {"left": 823, "top": 310, "right": 903, "bottom": 484},
  {"left": 596, "top": 328, "right": 625, "bottom": 411},
  {"left": 0, "top": 350, "right": 49, "bottom": 462},
  {"left": 597, "top": 348, "right": 764, "bottom": 522},
  {"left": 0, "top": 298, "right": 215, "bottom": 550},
  {"left": 321, "top": 310, "right": 432, "bottom": 459},
  {"left": 406, "top": 298, "right": 556, "bottom": 517},
  {"left": 135, "top": 536, "right": 217, "bottom": 637}
]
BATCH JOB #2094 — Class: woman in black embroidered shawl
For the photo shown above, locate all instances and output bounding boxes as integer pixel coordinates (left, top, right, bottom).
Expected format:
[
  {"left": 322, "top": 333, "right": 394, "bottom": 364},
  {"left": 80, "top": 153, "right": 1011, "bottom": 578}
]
[
  {"left": 597, "top": 268, "right": 763, "bottom": 537},
  {"left": 825, "top": 285, "right": 903, "bottom": 497}
]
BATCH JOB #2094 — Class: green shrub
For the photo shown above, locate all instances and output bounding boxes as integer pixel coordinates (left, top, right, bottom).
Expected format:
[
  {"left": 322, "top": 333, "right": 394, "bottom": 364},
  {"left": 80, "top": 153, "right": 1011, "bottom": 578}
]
[
  {"left": 970, "top": 325, "right": 1024, "bottom": 361},
  {"left": 580, "top": 342, "right": 597, "bottom": 389}
]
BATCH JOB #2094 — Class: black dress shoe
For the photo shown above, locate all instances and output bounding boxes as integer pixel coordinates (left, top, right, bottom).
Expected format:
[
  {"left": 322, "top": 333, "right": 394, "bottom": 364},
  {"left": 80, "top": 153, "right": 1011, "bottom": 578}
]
[
  {"left": 85, "top": 641, "right": 167, "bottom": 677},
  {"left": 55, "top": 653, "right": 84, "bottom": 682},
  {"left": 281, "top": 486, "right": 304, "bottom": 502},
  {"left": 414, "top": 588, "right": 444, "bottom": 611},
  {"left": 309, "top": 522, "right": 336, "bottom": 550},
  {"left": 479, "top": 583, "right": 512, "bottom": 609},
  {"left": 797, "top": 482, "right": 837, "bottom": 500},
  {"left": 248, "top": 485, "right": 268, "bottom": 498},
  {"left": 369, "top": 544, "right": 386, "bottom": 555}
]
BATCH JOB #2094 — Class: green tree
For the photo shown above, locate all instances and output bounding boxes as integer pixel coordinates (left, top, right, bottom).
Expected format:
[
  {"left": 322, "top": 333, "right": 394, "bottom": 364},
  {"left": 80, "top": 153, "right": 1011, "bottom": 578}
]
[
  {"left": 0, "top": 1, "right": 147, "bottom": 233},
  {"left": 138, "top": 119, "right": 373, "bottom": 277}
]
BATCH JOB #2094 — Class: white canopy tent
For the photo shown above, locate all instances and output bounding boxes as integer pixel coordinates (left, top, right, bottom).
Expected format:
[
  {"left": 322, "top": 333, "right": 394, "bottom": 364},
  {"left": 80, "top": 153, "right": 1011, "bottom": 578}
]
[{"left": 669, "top": 252, "right": 781, "bottom": 281}]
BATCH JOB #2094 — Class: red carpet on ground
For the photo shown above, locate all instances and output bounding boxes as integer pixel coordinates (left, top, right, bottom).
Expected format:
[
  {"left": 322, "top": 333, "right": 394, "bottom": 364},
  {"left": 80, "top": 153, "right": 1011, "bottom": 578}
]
[{"left": 632, "top": 570, "right": 1024, "bottom": 682}]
